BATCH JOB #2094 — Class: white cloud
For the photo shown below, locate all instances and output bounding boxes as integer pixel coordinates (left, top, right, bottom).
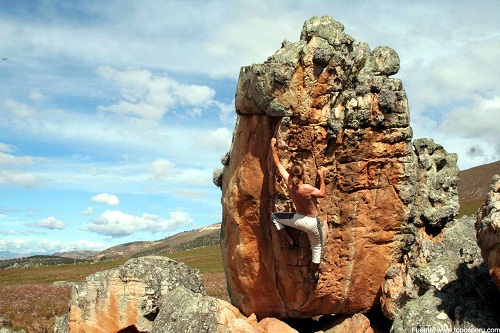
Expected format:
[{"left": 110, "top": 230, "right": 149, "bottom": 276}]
[
  {"left": 0, "top": 142, "right": 16, "bottom": 153},
  {"left": 99, "top": 100, "right": 166, "bottom": 121},
  {"left": 421, "top": 39, "right": 500, "bottom": 105},
  {"left": 97, "top": 66, "right": 216, "bottom": 121},
  {"left": 82, "top": 207, "right": 94, "bottom": 215},
  {"left": 0, "top": 170, "right": 40, "bottom": 188},
  {"left": 87, "top": 209, "right": 191, "bottom": 237},
  {"left": 0, "top": 152, "right": 35, "bottom": 166},
  {"left": 0, "top": 238, "right": 105, "bottom": 254},
  {"left": 4, "top": 98, "right": 37, "bottom": 119},
  {"left": 442, "top": 96, "right": 500, "bottom": 139},
  {"left": 29, "top": 90, "right": 48, "bottom": 103},
  {"left": 441, "top": 95, "right": 500, "bottom": 161},
  {"left": 150, "top": 159, "right": 176, "bottom": 180},
  {"left": 174, "top": 84, "right": 215, "bottom": 106},
  {"left": 73, "top": 239, "right": 105, "bottom": 252},
  {"left": 36, "top": 216, "right": 66, "bottom": 230},
  {"left": 198, "top": 127, "right": 232, "bottom": 152},
  {"left": 212, "top": 99, "right": 236, "bottom": 126},
  {"left": 91, "top": 193, "right": 120, "bottom": 206},
  {"left": 0, "top": 239, "right": 27, "bottom": 252}
]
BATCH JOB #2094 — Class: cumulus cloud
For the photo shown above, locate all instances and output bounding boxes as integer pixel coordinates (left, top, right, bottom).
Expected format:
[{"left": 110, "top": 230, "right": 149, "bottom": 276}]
[
  {"left": 97, "top": 66, "right": 216, "bottom": 122},
  {"left": 426, "top": 39, "right": 500, "bottom": 103},
  {"left": 36, "top": 216, "right": 66, "bottom": 230},
  {"left": 442, "top": 96, "right": 500, "bottom": 139},
  {"left": 0, "top": 239, "right": 28, "bottom": 252},
  {"left": 441, "top": 95, "right": 500, "bottom": 161},
  {"left": 150, "top": 159, "right": 176, "bottom": 180},
  {"left": 87, "top": 210, "right": 191, "bottom": 237},
  {"left": 91, "top": 193, "right": 120, "bottom": 206}
]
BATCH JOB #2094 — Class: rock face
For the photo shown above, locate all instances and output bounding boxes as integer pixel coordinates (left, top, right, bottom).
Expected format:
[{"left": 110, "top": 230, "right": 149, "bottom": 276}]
[
  {"left": 412, "top": 138, "right": 460, "bottom": 230},
  {"left": 476, "top": 174, "right": 500, "bottom": 289},
  {"left": 55, "top": 256, "right": 299, "bottom": 333},
  {"left": 381, "top": 217, "right": 500, "bottom": 331},
  {"left": 219, "top": 15, "right": 458, "bottom": 318}
]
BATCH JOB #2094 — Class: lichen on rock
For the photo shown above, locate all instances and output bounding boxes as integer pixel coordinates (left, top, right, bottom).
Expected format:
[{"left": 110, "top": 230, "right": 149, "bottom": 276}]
[{"left": 476, "top": 174, "right": 500, "bottom": 289}]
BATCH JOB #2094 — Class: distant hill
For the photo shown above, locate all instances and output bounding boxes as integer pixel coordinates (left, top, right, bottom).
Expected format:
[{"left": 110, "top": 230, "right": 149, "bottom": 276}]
[
  {"left": 52, "top": 223, "right": 222, "bottom": 262},
  {"left": 457, "top": 160, "right": 500, "bottom": 216},
  {"left": 89, "top": 223, "right": 221, "bottom": 261},
  {"left": 458, "top": 160, "right": 500, "bottom": 202},
  {"left": 0, "top": 250, "right": 45, "bottom": 261},
  {"left": 53, "top": 250, "right": 99, "bottom": 260}
]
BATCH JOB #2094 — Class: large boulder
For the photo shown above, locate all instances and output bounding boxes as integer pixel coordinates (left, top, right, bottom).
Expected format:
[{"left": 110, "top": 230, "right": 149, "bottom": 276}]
[
  {"left": 56, "top": 256, "right": 205, "bottom": 332},
  {"left": 476, "top": 174, "right": 500, "bottom": 289},
  {"left": 218, "top": 15, "right": 458, "bottom": 319}
]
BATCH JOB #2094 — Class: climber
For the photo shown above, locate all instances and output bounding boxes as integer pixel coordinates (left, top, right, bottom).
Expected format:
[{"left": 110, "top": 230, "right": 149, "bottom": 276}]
[{"left": 270, "top": 137, "right": 326, "bottom": 281}]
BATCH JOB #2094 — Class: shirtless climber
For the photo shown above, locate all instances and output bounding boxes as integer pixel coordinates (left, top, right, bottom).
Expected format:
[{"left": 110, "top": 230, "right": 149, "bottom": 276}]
[{"left": 270, "top": 137, "right": 326, "bottom": 281}]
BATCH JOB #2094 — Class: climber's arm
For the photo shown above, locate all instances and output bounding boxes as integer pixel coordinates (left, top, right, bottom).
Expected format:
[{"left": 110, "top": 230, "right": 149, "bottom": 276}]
[
  {"left": 310, "top": 167, "right": 327, "bottom": 198},
  {"left": 270, "top": 138, "right": 289, "bottom": 182}
]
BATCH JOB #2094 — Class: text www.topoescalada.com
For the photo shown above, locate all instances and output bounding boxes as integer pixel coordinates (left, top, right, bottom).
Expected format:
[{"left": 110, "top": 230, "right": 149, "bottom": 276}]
[{"left": 411, "top": 328, "right": 500, "bottom": 333}]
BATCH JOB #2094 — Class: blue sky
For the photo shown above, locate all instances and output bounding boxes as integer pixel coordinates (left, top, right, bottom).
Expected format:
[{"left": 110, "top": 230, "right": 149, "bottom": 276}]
[{"left": 1, "top": 0, "right": 499, "bottom": 255}]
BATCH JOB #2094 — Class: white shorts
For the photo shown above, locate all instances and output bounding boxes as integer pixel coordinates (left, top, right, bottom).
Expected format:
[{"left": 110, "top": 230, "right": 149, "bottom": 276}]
[{"left": 271, "top": 212, "right": 323, "bottom": 264}]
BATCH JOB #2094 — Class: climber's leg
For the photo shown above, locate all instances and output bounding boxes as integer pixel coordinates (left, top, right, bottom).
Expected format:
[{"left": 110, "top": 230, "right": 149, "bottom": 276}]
[
  {"left": 302, "top": 217, "right": 323, "bottom": 280},
  {"left": 271, "top": 212, "right": 296, "bottom": 247}
]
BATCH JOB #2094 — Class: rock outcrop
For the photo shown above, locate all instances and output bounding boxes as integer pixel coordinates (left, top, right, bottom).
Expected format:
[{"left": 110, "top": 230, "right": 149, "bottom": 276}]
[
  {"left": 56, "top": 256, "right": 204, "bottom": 332},
  {"left": 412, "top": 138, "right": 460, "bottom": 231},
  {"left": 218, "top": 15, "right": 459, "bottom": 319},
  {"left": 55, "top": 256, "right": 299, "bottom": 333},
  {"left": 476, "top": 174, "right": 500, "bottom": 289},
  {"left": 381, "top": 216, "right": 499, "bottom": 331}
]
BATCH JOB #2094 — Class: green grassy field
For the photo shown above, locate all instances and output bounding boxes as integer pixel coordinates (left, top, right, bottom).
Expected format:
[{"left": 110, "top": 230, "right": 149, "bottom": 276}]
[
  {"left": 0, "top": 245, "right": 226, "bottom": 332},
  {"left": 166, "top": 244, "right": 224, "bottom": 273},
  {"left": 458, "top": 199, "right": 483, "bottom": 218}
]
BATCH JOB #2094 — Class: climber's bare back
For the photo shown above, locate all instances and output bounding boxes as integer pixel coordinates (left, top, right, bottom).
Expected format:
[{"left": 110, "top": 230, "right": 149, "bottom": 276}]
[{"left": 288, "top": 181, "right": 320, "bottom": 217}]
